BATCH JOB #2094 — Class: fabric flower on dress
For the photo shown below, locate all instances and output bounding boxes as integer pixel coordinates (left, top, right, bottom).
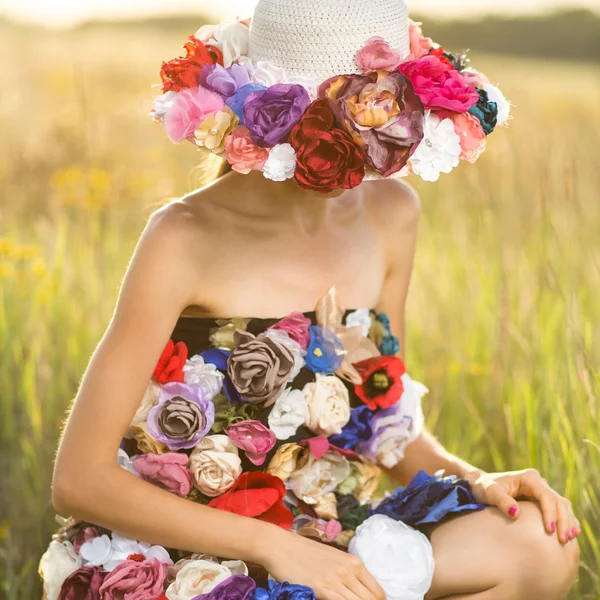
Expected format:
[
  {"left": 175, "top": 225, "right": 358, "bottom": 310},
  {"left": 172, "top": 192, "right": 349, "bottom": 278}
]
[
  {"left": 373, "top": 469, "right": 485, "bottom": 528},
  {"left": 303, "top": 374, "right": 351, "bottom": 437},
  {"left": 481, "top": 82, "right": 511, "bottom": 126},
  {"left": 117, "top": 448, "right": 141, "bottom": 477},
  {"left": 268, "top": 312, "right": 312, "bottom": 350},
  {"left": 409, "top": 111, "right": 462, "bottom": 182},
  {"left": 268, "top": 388, "right": 309, "bottom": 440},
  {"left": 130, "top": 380, "right": 161, "bottom": 427},
  {"left": 208, "top": 472, "right": 294, "bottom": 529},
  {"left": 373, "top": 312, "right": 400, "bottom": 356},
  {"left": 293, "top": 515, "right": 343, "bottom": 543},
  {"left": 200, "top": 63, "right": 251, "bottom": 98},
  {"left": 356, "top": 36, "right": 404, "bottom": 72},
  {"left": 154, "top": 340, "right": 189, "bottom": 384},
  {"left": 262, "top": 144, "right": 297, "bottom": 181},
  {"left": 354, "top": 355, "right": 407, "bottom": 410},
  {"left": 468, "top": 89, "right": 498, "bottom": 136},
  {"left": 349, "top": 514, "right": 434, "bottom": 600},
  {"left": 225, "top": 420, "right": 277, "bottom": 466},
  {"left": 201, "top": 348, "right": 244, "bottom": 405},
  {"left": 407, "top": 20, "right": 435, "bottom": 62},
  {"left": 147, "top": 382, "right": 215, "bottom": 450},
  {"left": 398, "top": 54, "right": 479, "bottom": 113},
  {"left": 192, "top": 574, "right": 257, "bottom": 600},
  {"left": 252, "top": 580, "right": 317, "bottom": 600},
  {"left": 57, "top": 566, "right": 106, "bottom": 600},
  {"left": 451, "top": 112, "right": 487, "bottom": 164},
  {"left": 133, "top": 453, "right": 193, "bottom": 497},
  {"left": 194, "top": 108, "right": 239, "bottom": 153},
  {"left": 226, "top": 84, "right": 268, "bottom": 125},
  {"left": 39, "top": 541, "right": 81, "bottom": 600},
  {"left": 98, "top": 558, "right": 168, "bottom": 600},
  {"left": 129, "top": 423, "right": 169, "bottom": 455},
  {"left": 209, "top": 318, "right": 251, "bottom": 351},
  {"left": 320, "top": 72, "right": 424, "bottom": 178},
  {"left": 160, "top": 36, "right": 223, "bottom": 93},
  {"left": 189, "top": 434, "right": 243, "bottom": 497},
  {"left": 329, "top": 405, "right": 374, "bottom": 450},
  {"left": 266, "top": 443, "right": 303, "bottom": 481},
  {"left": 263, "top": 328, "right": 306, "bottom": 380},
  {"left": 345, "top": 309, "right": 372, "bottom": 338},
  {"left": 163, "top": 86, "right": 225, "bottom": 144},
  {"left": 227, "top": 330, "right": 295, "bottom": 405},
  {"left": 289, "top": 98, "right": 366, "bottom": 193},
  {"left": 305, "top": 326, "right": 345, "bottom": 374},
  {"left": 287, "top": 450, "right": 351, "bottom": 505},
  {"left": 183, "top": 355, "right": 225, "bottom": 401},
  {"left": 225, "top": 126, "right": 270, "bottom": 174},
  {"left": 72, "top": 527, "right": 101, "bottom": 554},
  {"left": 196, "top": 20, "right": 250, "bottom": 68},
  {"left": 244, "top": 84, "right": 312, "bottom": 147}
]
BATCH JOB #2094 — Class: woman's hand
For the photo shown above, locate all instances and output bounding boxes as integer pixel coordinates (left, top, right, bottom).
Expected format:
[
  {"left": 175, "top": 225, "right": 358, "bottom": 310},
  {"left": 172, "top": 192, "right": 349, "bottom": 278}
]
[
  {"left": 464, "top": 468, "right": 581, "bottom": 544},
  {"left": 260, "top": 527, "right": 385, "bottom": 600}
]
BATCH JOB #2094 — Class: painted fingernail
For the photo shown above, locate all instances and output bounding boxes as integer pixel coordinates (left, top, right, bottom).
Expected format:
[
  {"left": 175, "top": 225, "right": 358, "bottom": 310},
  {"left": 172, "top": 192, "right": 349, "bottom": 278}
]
[
  {"left": 550, "top": 522, "right": 556, "bottom": 533},
  {"left": 571, "top": 528, "right": 576, "bottom": 538},
  {"left": 564, "top": 533, "right": 569, "bottom": 543},
  {"left": 508, "top": 505, "right": 518, "bottom": 517}
]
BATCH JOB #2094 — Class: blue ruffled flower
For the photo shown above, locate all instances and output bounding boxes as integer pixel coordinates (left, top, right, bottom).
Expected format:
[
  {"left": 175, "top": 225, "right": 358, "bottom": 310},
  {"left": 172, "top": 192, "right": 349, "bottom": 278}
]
[
  {"left": 251, "top": 580, "right": 316, "bottom": 600},
  {"left": 372, "top": 470, "right": 486, "bottom": 529},
  {"left": 376, "top": 312, "right": 400, "bottom": 356},
  {"left": 329, "top": 405, "right": 373, "bottom": 450},
  {"left": 226, "top": 83, "right": 268, "bottom": 125},
  {"left": 305, "top": 326, "right": 344, "bottom": 374},
  {"left": 468, "top": 89, "right": 498, "bottom": 135}
]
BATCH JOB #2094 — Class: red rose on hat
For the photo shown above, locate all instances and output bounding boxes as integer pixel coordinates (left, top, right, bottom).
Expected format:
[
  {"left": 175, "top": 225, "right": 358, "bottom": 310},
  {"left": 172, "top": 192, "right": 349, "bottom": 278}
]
[
  {"left": 354, "top": 356, "right": 407, "bottom": 410},
  {"left": 289, "top": 98, "right": 366, "bottom": 194}
]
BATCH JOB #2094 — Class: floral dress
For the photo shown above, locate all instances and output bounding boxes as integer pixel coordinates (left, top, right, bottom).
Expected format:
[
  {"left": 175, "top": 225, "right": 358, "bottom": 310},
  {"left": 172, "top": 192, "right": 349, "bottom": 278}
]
[{"left": 39, "top": 288, "right": 483, "bottom": 600}]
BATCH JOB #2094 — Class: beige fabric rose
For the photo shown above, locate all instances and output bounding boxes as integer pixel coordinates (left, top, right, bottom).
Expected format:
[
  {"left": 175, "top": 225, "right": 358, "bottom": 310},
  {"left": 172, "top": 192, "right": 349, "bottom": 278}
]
[
  {"left": 227, "top": 330, "right": 295, "bottom": 405},
  {"left": 266, "top": 443, "right": 303, "bottom": 481},
  {"left": 209, "top": 318, "right": 250, "bottom": 350},
  {"left": 314, "top": 492, "right": 339, "bottom": 520},
  {"left": 354, "top": 460, "right": 383, "bottom": 503},
  {"left": 129, "top": 423, "right": 169, "bottom": 455},
  {"left": 189, "top": 435, "right": 242, "bottom": 497},
  {"left": 303, "top": 374, "right": 351, "bottom": 436},
  {"left": 129, "top": 380, "right": 161, "bottom": 428}
]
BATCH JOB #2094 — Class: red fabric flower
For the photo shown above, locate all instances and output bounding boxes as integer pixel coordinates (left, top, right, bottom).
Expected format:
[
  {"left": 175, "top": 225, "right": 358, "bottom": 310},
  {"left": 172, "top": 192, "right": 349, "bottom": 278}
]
[
  {"left": 208, "top": 472, "right": 294, "bottom": 530},
  {"left": 428, "top": 46, "right": 454, "bottom": 68},
  {"left": 160, "top": 36, "right": 223, "bottom": 93},
  {"left": 289, "top": 98, "right": 366, "bottom": 194},
  {"left": 354, "top": 356, "right": 407, "bottom": 410},
  {"left": 153, "top": 339, "right": 188, "bottom": 384}
]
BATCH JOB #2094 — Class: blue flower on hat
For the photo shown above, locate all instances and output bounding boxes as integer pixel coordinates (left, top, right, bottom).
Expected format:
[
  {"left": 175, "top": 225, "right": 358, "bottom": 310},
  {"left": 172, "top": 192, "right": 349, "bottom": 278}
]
[
  {"left": 305, "top": 326, "right": 344, "bottom": 374},
  {"left": 226, "top": 83, "right": 268, "bottom": 124},
  {"left": 468, "top": 89, "right": 498, "bottom": 135}
]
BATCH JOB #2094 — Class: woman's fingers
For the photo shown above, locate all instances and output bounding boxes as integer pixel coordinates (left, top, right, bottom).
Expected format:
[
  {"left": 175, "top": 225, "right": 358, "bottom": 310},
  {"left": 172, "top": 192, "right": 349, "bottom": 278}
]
[
  {"left": 484, "top": 481, "right": 520, "bottom": 519},
  {"left": 535, "top": 486, "right": 558, "bottom": 535},
  {"left": 357, "top": 567, "right": 386, "bottom": 600},
  {"left": 556, "top": 497, "right": 572, "bottom": 544}
]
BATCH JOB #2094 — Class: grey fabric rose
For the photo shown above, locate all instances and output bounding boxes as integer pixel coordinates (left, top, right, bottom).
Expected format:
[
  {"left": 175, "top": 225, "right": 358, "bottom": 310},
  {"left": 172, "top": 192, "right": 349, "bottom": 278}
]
[
  {"left": 158, "top": 396, "right": 204, "bottom": 440},
  {"left": 227, "top": 331, "right": 295, "bottom": 405}
]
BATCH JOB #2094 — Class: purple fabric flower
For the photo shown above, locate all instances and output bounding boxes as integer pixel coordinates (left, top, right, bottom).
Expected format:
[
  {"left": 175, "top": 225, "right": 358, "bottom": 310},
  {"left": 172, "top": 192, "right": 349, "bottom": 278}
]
[
  {"left": 226, "top": 84, "right": 268, "bottom": 125},
  {"left": 200, "top": 64, "right": 252, "bottom": 98},
  {"left": 192, "top": 574, "right": 256, "bottom": 600},
  {"left": 147, "top": 382, "right": 215, "bottom": 450},
  {"left": 244, "top": 84, "right": 311, "bottom": 147}
]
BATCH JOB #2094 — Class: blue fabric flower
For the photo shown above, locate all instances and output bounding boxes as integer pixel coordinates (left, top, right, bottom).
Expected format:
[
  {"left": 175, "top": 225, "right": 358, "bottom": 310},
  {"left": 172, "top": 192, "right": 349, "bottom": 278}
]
[
  {"left": 200, "top": 348, "right": 244, "bottom": 404},
  {"left": 376, "top": 313, "right": 400, "bottom": 356},
  {"left": 372, "top": 470, "right": 485, "bottom": 528},
  {"left": 468, "top": 89, "right": 498, "bottom": 135},
  {"left": 251, "top": 580, "right": 316, "bottom": 600},
  {"left": 329, "top": 406, "right": 373, "bottom": 450},
  {"left": 305, "top": 326, "right": 344, "bottom": 374},
  {"left": 226, "top": 83, "right": 268, "bottom": 125}
]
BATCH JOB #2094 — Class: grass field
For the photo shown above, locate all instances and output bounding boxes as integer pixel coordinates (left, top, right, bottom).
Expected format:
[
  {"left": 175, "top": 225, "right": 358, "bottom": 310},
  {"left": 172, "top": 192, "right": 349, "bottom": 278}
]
[{"left": 0, "top": 23, "right": 599, "bottom": 599}]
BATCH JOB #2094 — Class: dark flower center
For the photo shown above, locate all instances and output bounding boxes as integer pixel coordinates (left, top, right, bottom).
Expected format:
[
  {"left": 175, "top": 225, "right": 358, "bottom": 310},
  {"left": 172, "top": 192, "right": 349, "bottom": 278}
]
[{"left": 365, "top": 369, "right": 393, "bottom": 398}]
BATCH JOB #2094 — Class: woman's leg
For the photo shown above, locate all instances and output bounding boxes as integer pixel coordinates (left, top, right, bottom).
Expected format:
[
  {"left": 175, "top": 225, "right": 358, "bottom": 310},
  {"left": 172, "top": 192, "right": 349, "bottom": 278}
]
[{"left": 425, "top": 500, "right": 580, "bottom": 600}]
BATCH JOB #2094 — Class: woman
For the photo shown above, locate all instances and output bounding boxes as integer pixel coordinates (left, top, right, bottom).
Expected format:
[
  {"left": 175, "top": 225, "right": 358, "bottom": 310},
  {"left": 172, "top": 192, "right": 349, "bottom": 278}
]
[{"left": 46, "top": 1, "right": 580, "bottom": 599}]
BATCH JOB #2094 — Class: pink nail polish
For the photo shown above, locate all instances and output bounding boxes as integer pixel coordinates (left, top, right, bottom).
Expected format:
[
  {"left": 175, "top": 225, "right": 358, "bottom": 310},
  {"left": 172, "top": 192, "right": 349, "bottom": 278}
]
[
  {"left": 571, "top": 528, "right": 576, "bottom": 538},
  {"left": 508, "top": 505, "right": 518, "bottom": 517},
  {"left": 550, "top": 522, "right": 556, "bottom": 533},
  {"left": 564, "top": 533, "right": 569, "bottom": 543}
]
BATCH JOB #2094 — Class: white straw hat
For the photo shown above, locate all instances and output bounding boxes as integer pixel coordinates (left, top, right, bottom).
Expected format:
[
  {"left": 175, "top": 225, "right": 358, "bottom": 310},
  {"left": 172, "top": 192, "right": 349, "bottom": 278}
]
[{"left": 248, "top": 0, "right": 410, "bottom": 83}]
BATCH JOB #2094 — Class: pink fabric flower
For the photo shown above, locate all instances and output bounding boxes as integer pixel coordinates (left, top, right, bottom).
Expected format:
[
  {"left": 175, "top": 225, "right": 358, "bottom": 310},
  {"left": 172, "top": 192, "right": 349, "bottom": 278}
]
[
  {"left": 98, "top": 558, "right": 167, "bottom": 600},
  {"left": 460, "top": 68, "right": 491, "bottom": 87},
  {"left": 356, "top": 36, "right": 404, "bottom": 72},
  {"left": 407, "top": 20, "right": 434, "bottom": 61},
  {"left": 163, "top": 86, "right": 224, "bottom": 143},
  {"left": 398, "top": 55, "right": 479, "bottom": 114},
  {"left": 224, "top": 126, "right": 270, "bottom": 174},
  {"left": 73, "top": 527, "right": 101, "bottom": 554},
  {"left": 451, "top": 112, "right": 487, "bottom": 164},
  {"left": 319, "top": 519, "right": 343, "bottom": 543},
  {"left": 132, "top": 453, "right": 192, "bottom": 497},
  {"left": 268, "top": 312, "right": 312, "bottom": 350},
  {"left": 225, "top": 420, "right": 277, "bottom": 466}
]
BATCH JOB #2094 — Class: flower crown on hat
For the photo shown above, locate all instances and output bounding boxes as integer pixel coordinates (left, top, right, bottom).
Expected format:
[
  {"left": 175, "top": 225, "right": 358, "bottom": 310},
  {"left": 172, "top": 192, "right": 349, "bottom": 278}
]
[{"left": 150, "top": 18, "right": 510, "bottom": 193}]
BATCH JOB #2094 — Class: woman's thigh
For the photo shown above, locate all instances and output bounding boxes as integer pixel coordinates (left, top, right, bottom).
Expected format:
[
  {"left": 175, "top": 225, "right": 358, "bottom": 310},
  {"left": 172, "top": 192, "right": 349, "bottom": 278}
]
[{"left": 424, "top": 500, "right": 580, "bottom": 600}]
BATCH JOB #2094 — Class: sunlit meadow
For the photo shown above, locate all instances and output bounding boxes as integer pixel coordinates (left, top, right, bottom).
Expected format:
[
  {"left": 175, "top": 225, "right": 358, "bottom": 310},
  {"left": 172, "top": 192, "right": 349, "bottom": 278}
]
[{"left": 0, "top": 22, "right": 598, "bottom": 599}]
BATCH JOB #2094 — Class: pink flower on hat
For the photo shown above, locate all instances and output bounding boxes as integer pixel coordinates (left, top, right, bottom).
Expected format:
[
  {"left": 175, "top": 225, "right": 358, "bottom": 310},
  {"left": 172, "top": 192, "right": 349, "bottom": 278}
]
[
  {"left": 451, "top": 112, "right": 487, "bottom": 164},
  {"left": 225, "top": 126, "right": 270, "bottom": 174},
  {"left": 407, "top": 20, "right": 434, "bottom": 62},
  {"left": 356, "top": 36, "right": 404, "bottom": 72}
]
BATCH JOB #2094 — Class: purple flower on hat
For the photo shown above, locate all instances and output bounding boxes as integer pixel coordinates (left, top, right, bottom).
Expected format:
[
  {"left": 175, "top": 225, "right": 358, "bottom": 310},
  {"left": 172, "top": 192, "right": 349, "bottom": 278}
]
[
  {"left": 226, "top": 83, "right": 268, "bottom": 125},
  {"left": 147, "top": 382, "right": 215, "bottom": 450},
  {"left": 244, "top": 83, "right": 311, "bottom": 147},
  {"left": 200, "top": 63, "right": 252, "bottom": 98}
]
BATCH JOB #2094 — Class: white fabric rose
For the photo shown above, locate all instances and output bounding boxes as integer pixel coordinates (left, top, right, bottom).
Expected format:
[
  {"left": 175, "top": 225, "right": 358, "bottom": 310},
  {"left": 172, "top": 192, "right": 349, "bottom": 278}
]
[
  {"left": 349, "top": 514, "right": 435, "bottom": 600},
  {"left": 303, "top": 374, "right": 351, "bottom": 437},
  {"left": 409, "top": 111, "right": 462, "bottom": 182},
  {"left": 238, "top": 56, "right": 288, "bottom": 88},
  {"left": 345, "top": 308, "right": 372, "bottom": 338},
  {"left": 262, "top": 144, "right": 297, "bottom": 181},
  {"left": 183, "top": 355, "right": 224, "bottom": 400},
  {"left": 150, "top": 91, "right": 176, "bottom": 122},
  {"left": 117, "top": 448, "right": 141, "bottom": 478},
  {"left": 264, "top": 329, "right": 306, "bottom": 380},
  {"left": 197, "top": 21, "right": 250, "bottom": 68},
  {"left": 287, "top": 451, "right": 351, "bottom": 504},
  {"left": 166, "top": 557, "right": 248, "bottom": 599},
  {"left": 39, "top": 540, "right": 81, "bottom": 600},
  {"left": 189, "top": 434, "right": 243, "bottom": 497},
  {"left": 268, "top": 388, "right": 309, "bottom": 440},
  {"left": 130, "top": 380, "right": 161, "bottom": 427},
  {"left": 481, "top": 82, "right": 511, "bottom": 126}
]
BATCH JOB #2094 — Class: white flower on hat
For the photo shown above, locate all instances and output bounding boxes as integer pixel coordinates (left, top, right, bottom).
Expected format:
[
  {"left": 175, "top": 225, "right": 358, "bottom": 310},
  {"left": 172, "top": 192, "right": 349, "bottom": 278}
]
[
  {"left": 150, "top": 91, "right": 176, "bottom": 122},
  {"left": 481, "top": 82, "right": 511, "bottom": 126},
  {"left": 409, "top": 111, "right": 462, "bottom": 183},
  {"left": 268, "top": 387, "right": 309, "bottom": 440},
  {"left": 262, "top": 144, "right": 297, "bottom": 182},
  {"left": 346, "top": 308, "right": 372, "bottom": 337},
  {"left": 349, "top": 514, "right": 435, "bottom": 600},
  {"left": 39, "top": 540, "right": 81, "bottom": 600},
  {"left": 196, "top": 21, "right": 250, "bottom": 68},
  {"left": 183, "top": 355, "right": 225, "bottom": 400},
  {"left": 238, "top": 56, "right": 288, "bottom": 88}
]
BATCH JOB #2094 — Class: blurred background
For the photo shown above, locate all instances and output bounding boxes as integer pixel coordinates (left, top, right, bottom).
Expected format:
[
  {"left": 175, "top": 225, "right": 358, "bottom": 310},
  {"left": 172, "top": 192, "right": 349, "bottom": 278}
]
[{"left": 0, "top": 0, "right": 599, "bottom": 598}]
